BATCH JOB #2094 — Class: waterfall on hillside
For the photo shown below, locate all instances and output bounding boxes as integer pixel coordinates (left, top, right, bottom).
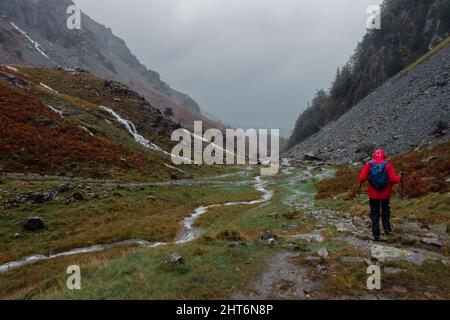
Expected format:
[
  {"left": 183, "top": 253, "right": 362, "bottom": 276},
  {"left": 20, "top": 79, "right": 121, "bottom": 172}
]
[{"left": 100, "top": 106, "right": 165, "bottom": 152}]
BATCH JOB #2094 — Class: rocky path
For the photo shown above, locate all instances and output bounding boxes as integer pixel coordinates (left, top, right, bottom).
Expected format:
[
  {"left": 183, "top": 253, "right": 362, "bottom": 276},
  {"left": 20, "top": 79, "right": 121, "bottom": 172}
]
[
  {"left": 237, "top": 205, "right": 448, "bottom": 300},
  {"left": 235, "top": 166, "right": 449, "bottom": 300}
]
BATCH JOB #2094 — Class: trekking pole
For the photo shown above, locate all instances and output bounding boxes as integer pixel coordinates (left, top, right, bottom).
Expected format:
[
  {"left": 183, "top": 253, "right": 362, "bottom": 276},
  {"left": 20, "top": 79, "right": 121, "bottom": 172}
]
[
  {"left": 400, "top": 171, "right": 405, "bottom": 198},
  {"left": 357, "top": 182, "right": 363, "bottom": 196}
]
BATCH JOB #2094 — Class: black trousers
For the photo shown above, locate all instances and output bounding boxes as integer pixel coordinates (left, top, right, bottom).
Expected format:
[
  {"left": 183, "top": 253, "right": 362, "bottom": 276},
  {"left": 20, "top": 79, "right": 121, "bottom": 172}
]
[{"left": 369, "top": 199, "right": 391, "bottom": 237}]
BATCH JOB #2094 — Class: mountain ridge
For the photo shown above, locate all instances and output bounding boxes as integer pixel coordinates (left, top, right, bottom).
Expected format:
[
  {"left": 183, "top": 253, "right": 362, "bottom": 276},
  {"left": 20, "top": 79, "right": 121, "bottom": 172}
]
[{"left": 0, "top": 0, "right": 222, "bottom": 129}]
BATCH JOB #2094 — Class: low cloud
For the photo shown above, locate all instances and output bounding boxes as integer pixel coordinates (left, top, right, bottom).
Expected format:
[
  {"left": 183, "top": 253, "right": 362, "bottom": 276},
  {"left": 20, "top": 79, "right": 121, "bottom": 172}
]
[{"left": 74, "top": 0, "right": 383, "bottom": 133}]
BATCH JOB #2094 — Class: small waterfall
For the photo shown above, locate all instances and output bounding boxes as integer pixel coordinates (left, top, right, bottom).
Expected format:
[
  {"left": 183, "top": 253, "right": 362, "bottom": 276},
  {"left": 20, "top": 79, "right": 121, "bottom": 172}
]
[{"left": 100, "top": 106, "right": 165, "bottom": 152}]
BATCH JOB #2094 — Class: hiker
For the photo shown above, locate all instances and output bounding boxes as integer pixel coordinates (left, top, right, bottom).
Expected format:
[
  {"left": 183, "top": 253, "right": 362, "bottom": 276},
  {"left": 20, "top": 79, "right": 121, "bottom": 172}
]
[{"left": 359, "top": 149, "right": 402, "bottom": 241}]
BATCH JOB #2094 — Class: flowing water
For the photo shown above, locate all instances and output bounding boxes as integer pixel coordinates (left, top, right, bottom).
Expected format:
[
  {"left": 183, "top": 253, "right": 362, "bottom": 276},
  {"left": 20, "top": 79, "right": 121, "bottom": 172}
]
[
  {"left": 0, "top": 176, "right": 273, "bottom": 273},
  {"left": 175, "top": 176, "right": 273, "bottom": 243},
  {"left": 100, "top": 106, "right": 166, "bottom": 152}
]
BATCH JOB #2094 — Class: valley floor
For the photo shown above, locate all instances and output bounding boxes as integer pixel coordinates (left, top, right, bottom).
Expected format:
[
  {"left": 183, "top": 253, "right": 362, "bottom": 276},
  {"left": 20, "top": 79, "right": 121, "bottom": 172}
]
[{"left": 0, "top": 163, "right": 448, "bottom": 300}]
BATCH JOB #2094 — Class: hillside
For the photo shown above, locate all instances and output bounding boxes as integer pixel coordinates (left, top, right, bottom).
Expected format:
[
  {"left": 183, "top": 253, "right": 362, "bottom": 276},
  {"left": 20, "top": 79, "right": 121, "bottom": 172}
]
[
  {"left": 285, "top": 38, "right": 450, "bottom": 163},
  {"left": 288, "top": 0, "right": 450, "bottom": 148},
  {"left": 0, "top": 64, "right": 227, "bottom": 180},
  {"left": 0, "top": 0, "right": 222, "bottom": 129}
]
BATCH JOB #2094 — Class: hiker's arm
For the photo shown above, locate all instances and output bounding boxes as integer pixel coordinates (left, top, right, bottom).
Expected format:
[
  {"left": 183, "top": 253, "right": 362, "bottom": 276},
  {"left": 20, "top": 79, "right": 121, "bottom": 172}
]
[
  {"left": 387, "top": 163, "right": 402, "bottom": 185},
  {"left": 359, "top": 163, "right": 370, "bottom": 183}
]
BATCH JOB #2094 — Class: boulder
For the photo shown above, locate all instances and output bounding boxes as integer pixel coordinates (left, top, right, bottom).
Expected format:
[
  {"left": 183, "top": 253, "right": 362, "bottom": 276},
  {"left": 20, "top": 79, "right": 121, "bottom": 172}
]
[
  {"left": 23, "top": 217, "right": 44, "bottom": 231},
  {"left": 258, "top": 231, "right": 278, "bottom": 242},
  {"left": 289, "top": 230, "right": 324, "bottom": 243},
  {"left": 71, "top": 192, "right": 85, "bottom": 201},
  {"left": 303, "top": 152, "right": 321, "bottom": 161},
  {"left": 164, "top": 253, "right": 184, "bottom": 265},
  {"left": 431, "top": 120, "right": 448, "bottom": 136},
  {"left": 370, "top": 244, "right": 424, "bottom": 265},
  {"left": 171, "top": 173, "right": 184, "bottom": 180},
  {"left": 355, "top": 142, "right": 376, "bottom": 156},
  {"left": 421, "top": 156, "right": 438, "bottom": 164},
  {"left": 421, "top": 237, "right": 443, "bottom": 248},
  {"left": 56, "top": 183, "right": 72, "bottom": 193},
  {"left": 28, "top": 192, "right": 54, "bottom": 204}
]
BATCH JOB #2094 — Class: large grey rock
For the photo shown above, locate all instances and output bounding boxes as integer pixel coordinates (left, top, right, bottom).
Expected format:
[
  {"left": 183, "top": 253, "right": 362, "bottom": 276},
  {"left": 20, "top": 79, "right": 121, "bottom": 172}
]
[
  {"left": 23, "top": 217, "right": 44, "bottom": 231},
  {"left": 258, "top": 231, "right": 279, "bottom": 242},
  {"left": 370, "top": 244, "right": 424, "bottom": 265},
  {"left": 164, "top": 253, "right": 184, "bottom": 265},
  {"left": 304, "top": 152, "right": 322, "bottom": 161},
  {"left": 289, "top": 230, "right": 324, "bottom": 243},
  {"left": 421, "top": 237, "right": 444, "bottom": 247}
]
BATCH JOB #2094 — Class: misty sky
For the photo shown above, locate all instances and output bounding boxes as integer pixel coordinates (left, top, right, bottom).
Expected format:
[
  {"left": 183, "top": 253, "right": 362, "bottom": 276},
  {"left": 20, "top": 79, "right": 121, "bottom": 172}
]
[{"left": 74, "top": 0, "right": 383, "bottom": 134}]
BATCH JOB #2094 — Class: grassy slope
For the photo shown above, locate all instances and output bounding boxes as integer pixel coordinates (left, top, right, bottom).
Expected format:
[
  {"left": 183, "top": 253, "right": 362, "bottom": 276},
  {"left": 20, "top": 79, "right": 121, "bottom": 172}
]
[
  {"left": 0, "top": 176, "right": 260, "bottom": 264},
  {"left": 0, "top": 166, "right": 322, "bottom": 299},
  {"left": 0, "top": 65, "right": 232, "bottom": 180}
]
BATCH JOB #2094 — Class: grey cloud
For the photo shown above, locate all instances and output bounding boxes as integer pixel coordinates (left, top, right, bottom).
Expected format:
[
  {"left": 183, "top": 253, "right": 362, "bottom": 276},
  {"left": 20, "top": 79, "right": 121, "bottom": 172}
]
[{"left": 74, "top": 0, "right": 383, "bottom": 134}]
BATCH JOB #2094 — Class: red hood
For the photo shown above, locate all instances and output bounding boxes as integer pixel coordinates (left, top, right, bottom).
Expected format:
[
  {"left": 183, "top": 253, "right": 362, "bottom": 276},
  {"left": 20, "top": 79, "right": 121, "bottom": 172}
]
[{"left": 372, "top": 149, "right": 386, "bottom": 164}]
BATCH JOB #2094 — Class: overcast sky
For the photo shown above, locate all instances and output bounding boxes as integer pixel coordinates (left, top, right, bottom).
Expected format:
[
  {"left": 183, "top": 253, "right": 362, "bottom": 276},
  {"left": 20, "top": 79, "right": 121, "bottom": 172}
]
[{"left": 74, "top": 0, "right": 383, "bottom": 134}]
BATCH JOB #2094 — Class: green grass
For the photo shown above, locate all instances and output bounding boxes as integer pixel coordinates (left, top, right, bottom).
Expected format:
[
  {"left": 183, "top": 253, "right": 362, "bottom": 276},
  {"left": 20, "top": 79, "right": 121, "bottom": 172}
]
[
  {"left": 0, "top": 178, "right": 260, "bottom": 264},
  {"left": 0, "top": 166, "right": 323, "bottom": 299},
  {"left": 20, "top": 241, "right": 267, "bottom": 300}
]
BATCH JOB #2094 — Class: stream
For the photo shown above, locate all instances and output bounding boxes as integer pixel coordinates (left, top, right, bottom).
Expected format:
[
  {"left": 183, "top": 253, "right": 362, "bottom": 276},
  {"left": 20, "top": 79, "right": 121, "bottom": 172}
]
[{"left": 0, "top": 176, "right": 273, "bottom": 274}]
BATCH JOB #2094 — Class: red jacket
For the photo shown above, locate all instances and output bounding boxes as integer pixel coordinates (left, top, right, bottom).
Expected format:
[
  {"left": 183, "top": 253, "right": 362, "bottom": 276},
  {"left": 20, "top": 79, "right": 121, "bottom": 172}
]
[{"left": 359, "top": 149, "right": 402, "bottom": 200}]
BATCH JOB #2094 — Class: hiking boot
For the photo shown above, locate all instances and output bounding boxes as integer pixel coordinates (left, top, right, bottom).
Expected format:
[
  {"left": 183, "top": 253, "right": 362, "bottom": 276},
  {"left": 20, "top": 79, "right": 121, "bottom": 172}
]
[
  {"left": 374, "top": 235, "right": 381, "bottom": 242},
  {"left": 385, "top": 230, "right": 393, "bottom": 236}
]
